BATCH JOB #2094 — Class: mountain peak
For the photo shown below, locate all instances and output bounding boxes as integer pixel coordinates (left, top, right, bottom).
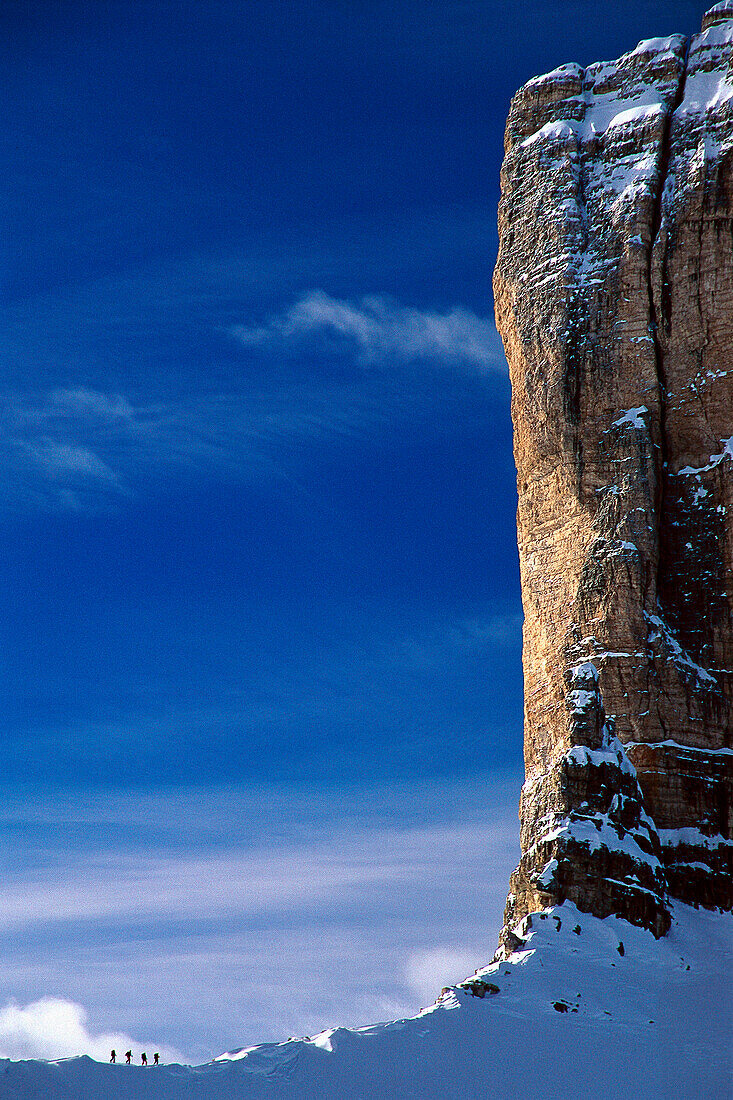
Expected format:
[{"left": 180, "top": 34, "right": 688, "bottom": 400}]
[{"left": 493, "top": 5, "right": 732, "bottom": 942}]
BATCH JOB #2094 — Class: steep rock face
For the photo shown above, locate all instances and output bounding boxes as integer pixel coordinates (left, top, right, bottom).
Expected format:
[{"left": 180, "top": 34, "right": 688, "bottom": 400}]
[{"left": 494, "top": 4, "right": 733, "bottom": 943}]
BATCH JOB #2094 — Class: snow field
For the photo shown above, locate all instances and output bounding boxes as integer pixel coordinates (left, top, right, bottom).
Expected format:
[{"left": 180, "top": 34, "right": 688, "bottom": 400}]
[{"left": 2, "top": 901, "right": 730, "bottom": 1099}]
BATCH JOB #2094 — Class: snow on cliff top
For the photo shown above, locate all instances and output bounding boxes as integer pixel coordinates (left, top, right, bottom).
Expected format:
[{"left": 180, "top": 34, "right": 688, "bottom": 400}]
[
  {"left": 706, "top": 1, "right": 733, "bottom": 21},
  {"left": 2, "top": 902, "right": 731, "bottom": 1099},
  {"left": 519, "top": 10, "right": 733, "bottom": 146}
]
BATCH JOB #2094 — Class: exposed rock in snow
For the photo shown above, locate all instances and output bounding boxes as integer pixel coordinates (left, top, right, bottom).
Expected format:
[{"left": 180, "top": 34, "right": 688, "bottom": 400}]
[{"left": 501, "top": 664, "right": 671, "bottom": 946}]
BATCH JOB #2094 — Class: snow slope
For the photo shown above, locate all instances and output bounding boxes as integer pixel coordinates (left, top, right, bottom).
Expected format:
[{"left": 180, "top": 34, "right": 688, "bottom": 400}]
[{"left": 2, "top": 901, "right": 730, "bottom": 1099}]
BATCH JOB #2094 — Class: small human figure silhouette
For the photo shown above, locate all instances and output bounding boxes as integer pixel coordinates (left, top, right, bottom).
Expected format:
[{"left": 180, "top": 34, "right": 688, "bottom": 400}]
[
  {"left": 141, "top": 1052, "right": 148, "bottom": 1066},
  {"left": 110, "top": 1050, "right": 116, "bottom": 1063},
  {"left": 153, "top": 1053, "right": 159, "bottom": 1065},
  {"left": 125, "top": 1050, "right": 132, "bottom": 1065}
]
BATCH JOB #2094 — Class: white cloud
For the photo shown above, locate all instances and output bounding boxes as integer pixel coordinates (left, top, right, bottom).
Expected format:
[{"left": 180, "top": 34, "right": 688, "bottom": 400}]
[
  {"left": 232, "top": 291, "right": 506, "bottom": 372},
  {"left": 0, "top": 779, "right": 520, "bottom": 1059},
  {"left": 0, "top": 997, "right": 180, "bottom": 1063},
  {"left": 404, "top": 948, "right": 478, "bottom": 1003}
]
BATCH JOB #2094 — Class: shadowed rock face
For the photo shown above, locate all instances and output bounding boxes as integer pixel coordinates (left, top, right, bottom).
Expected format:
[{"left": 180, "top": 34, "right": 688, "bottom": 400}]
[{"left": 494, "top": 4, "right": 733, "bottom": 945}]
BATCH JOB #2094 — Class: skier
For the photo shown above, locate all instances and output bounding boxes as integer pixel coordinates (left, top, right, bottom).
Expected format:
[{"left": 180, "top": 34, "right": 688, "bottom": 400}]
[
  {"left": 125, "top": 1050, "right": 132, "bottom": 1065},
  {"left": 153, "top": 1053, "right": 159, "bottom": 1065},
  {"left": 141, "top": 1052, "right": 148, "bottom": 1066},
  {"left": 110, "top": 1050, "right": 116, "bottom": 1064}
]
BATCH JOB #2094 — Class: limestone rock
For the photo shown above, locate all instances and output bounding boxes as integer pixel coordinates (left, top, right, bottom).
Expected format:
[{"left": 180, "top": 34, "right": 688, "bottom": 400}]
[{"left": 494, "top": 5, "right": 733, "bottom": 940}]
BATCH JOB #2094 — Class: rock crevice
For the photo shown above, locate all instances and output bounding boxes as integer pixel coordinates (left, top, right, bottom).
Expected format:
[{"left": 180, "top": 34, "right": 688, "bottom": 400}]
[{"left": 494, "top": 5, "right": 733, "bottom": 944}]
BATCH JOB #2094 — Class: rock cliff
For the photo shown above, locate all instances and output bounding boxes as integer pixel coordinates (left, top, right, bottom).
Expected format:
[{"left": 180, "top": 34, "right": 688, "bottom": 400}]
[{"left": 494, "top": 2, "right": 733, "bottom": 946}]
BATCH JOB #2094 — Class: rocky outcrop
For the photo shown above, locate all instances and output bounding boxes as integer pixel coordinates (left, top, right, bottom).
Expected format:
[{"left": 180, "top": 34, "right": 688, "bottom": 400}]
[{"left": 494, "top": 3, "right": 733, "bottom": 945}]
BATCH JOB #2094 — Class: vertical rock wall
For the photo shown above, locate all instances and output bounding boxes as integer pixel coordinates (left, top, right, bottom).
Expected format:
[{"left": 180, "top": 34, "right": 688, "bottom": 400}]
[{"left": 494, "top": 4, "right": 733, "bottom": 944}]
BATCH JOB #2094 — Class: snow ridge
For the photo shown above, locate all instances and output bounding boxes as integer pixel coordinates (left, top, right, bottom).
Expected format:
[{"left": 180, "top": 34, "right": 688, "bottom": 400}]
[{"left": 3, "top": 904, "right": 730, "bottom": 1098}]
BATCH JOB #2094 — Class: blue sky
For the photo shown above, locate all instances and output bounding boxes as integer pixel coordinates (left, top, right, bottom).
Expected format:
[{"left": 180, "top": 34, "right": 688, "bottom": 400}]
[{"left": 1, "top": 0, "right": 705, "bottom": 1062}]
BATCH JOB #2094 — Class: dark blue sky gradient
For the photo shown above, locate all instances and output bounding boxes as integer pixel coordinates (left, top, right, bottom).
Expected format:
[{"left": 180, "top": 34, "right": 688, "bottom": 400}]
[
  {"left": 1, "top": 0, "right": 706, "bottom": 791},
  {"left": 0, "top": 0, "right": 713, "bottom": 1058},
  {"left": 5, "top": 0, "right": 702, "bottom": 300}
]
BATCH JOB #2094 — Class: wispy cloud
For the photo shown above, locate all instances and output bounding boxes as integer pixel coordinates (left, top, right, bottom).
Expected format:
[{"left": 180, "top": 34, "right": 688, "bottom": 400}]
[
  {"left": 0, "top": 290, "right": 506, "bottom": 514},
  {"left": 0, "top": 821, "right": 513, "bottom": 930},
  {"left": 232, "top": 291, "right": 505, "bottom": 372},
  {"left": 47, "top": 388, "right": 135, "bottom": 421},
  {"left": 23, "top": 440, "right": 119, "bottom": 482},
  {"left": 0, "top": 387, "right": 291, "bottom": 512},
  {"left": 0, "top": 997, "right": 181, "bottom": 1063},
  {"left": 0, "top": 779, "right": 520, "bottom": 1059},
  {"left": 1, "top": 388, "right": 142, "bottom": 511}
]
